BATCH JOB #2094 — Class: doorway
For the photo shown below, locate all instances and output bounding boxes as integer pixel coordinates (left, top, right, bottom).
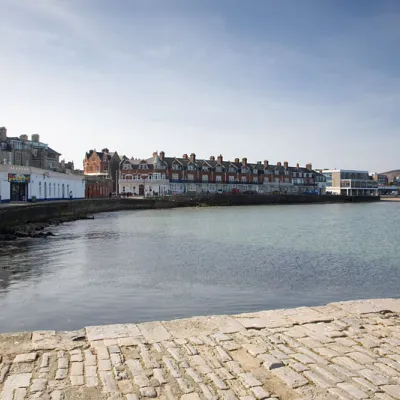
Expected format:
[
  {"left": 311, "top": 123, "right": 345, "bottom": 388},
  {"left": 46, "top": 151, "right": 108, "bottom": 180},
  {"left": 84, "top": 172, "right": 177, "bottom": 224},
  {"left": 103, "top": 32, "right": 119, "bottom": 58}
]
[
  {"left": 139, "top": 184, "right": 145, "bottom": 196},
  {"left": 10, "top": 183, "right": 27, "bottom": 202}
]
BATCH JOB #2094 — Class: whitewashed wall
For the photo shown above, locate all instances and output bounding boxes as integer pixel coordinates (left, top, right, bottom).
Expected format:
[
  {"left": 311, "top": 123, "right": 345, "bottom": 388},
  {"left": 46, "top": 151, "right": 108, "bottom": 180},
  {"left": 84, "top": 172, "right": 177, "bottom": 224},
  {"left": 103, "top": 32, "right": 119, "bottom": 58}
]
[{"left": 0, "top": 165, "right": 85, "bottom": 202}]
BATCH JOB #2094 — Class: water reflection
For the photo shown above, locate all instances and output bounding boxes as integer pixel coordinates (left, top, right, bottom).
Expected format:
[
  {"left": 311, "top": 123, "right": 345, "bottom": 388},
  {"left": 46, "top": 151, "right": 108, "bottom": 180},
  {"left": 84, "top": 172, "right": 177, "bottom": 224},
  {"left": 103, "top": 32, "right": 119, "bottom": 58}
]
[{"left": 0, "top": 203, "right": 399, "bottom": 333}]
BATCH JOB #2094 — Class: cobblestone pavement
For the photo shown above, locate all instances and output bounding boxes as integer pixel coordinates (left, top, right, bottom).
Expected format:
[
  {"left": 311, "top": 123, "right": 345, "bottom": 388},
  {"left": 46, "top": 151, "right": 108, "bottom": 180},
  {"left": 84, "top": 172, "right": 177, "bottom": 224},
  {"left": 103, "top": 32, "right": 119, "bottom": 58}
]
[{"left": 1, "top": 299, "right": 400, "bottom": 400}]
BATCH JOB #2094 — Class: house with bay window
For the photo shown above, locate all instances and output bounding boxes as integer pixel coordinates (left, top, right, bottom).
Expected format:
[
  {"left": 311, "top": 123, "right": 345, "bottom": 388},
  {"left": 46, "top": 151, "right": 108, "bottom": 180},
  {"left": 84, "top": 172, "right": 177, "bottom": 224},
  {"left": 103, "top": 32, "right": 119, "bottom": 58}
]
[{"left": 118, "top": 150, "right": 326, "bottom": 196}]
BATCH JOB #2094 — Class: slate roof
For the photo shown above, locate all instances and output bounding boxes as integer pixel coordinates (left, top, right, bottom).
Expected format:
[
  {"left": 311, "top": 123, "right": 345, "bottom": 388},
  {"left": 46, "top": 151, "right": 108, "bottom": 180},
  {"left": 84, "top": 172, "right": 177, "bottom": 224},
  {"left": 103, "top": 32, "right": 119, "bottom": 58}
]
[{"left": 118, "top": 152, "right": 319, "bottom": 176}]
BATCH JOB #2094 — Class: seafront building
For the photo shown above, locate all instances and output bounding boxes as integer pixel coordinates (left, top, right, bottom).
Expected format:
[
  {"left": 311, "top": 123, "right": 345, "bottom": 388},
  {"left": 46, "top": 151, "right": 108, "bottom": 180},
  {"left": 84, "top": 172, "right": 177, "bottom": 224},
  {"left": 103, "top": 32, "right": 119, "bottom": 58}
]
[
  {"left": 322, "top": 169, "right": 379, "bottom": 196},
  {"left": 118, "top": 151, "right": 327, "bottom": 196},
  {"left": 0, "top": 127, "right": 74, "bottom": 173},
  {"left": 0, "top": 127, "right": 85, "bottom": 203},
  {"left": 0, "top": 164, "right": 85, "bottom": 202},
  {"left": 83, "top": 149, "right": 121, "bottom": 197}
]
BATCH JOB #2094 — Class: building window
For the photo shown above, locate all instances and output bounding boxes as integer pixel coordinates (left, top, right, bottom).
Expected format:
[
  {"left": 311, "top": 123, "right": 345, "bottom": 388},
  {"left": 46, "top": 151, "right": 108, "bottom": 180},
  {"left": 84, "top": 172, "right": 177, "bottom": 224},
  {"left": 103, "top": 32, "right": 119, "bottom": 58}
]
[
  {"left": 275, "top": 170, "right": 279, "bottom": 175},
  {"left": 241, "top": 176, "right": 247, "bottom": 183},
  {"left": 172, "top": 164, "right": 180, "bottom": 170},
  {"left": 188, "top": 165, "right": 195, "bottom": 171},
  {"left": 253, "top": 177, "right": 258, "bottom": 183},
  {"left": 202, "top": 174, "right": 208, "bottom": 182},
  {"left": 188, "top": 174, "right": 194, "bottom": 181},
  {"left": 49, "top": 183, "right": 52, "bottom": 197},
  {"left": 172, "top": 173, "right": 179, "bottom": 181},
  {"left": 202, "top": 166, "right": 208, "bottom": 171},
  {"left": 39, "top": 182, "right": 42, "bottom": 197},
  {"left": 216, "top": 175, "right": 222, "bottom": 182},
  {"left": 229, "top": 167, "right": 236, "bottom": 173},
  {"left": 229, "top": 176, "right": 235, "bottom": 182},
  {"left": 216, "top": 166, "right": 223, "bottom": 172}
]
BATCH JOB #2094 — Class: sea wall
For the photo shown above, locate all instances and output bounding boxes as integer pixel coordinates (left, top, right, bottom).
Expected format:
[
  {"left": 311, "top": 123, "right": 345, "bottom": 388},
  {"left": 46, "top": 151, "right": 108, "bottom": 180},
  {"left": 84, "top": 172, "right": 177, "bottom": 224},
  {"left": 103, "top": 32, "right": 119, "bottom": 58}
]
[{"left": 0, "top": 194, "right": 379, "bottom": 232}]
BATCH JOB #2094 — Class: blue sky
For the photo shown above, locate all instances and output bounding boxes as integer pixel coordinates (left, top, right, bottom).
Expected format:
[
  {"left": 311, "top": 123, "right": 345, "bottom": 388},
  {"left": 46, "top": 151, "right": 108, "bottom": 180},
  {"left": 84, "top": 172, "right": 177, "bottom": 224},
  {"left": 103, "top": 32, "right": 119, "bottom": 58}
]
[{"left": 0, "top": 0, "right": 399, "bottom": 171}]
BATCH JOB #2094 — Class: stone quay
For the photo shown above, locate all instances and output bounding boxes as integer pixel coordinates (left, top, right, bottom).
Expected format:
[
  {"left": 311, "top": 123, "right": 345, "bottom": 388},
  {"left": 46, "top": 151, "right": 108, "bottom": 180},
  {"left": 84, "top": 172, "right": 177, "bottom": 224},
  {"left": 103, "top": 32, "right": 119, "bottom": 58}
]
[{"left": 1, "top": 299, "right": 400, "bottom": 400}]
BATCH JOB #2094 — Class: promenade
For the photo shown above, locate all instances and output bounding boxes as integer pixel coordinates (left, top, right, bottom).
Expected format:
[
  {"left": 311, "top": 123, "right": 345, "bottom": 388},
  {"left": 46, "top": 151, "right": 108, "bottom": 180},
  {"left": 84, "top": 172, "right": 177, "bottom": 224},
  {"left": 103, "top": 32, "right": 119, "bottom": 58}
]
[{"left": 1, "top": 299, "right": 399, "bottom": 400}]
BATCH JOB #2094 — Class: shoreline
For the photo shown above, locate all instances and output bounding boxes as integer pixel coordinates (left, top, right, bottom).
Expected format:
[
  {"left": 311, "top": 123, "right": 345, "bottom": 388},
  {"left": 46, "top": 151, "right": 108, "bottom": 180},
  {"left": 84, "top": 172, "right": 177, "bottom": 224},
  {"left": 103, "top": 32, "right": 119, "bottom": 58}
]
[
  {"left": 0, "top": 195, "right": 380, "bottom": 241},
  {"left": 0, "top": 298, "right": 399, "bottom": 399}
]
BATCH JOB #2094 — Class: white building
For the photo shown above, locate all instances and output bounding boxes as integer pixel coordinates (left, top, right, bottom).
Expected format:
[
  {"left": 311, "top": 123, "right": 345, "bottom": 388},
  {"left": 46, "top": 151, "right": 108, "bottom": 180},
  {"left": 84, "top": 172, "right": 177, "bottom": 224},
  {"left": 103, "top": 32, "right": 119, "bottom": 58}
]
[
  {"left": 321, "top": 169, "right": 378, "bottom": 196},
  {"left": 0, "top": 165, "right": 85, "bottom": 203}
]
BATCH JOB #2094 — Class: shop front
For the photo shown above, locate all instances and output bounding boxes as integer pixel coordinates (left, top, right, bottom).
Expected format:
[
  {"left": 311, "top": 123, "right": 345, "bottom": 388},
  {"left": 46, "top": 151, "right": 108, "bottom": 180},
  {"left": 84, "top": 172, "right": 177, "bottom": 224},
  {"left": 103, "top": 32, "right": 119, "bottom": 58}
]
[{"left": 8, "top": 173, "right": 30, "bottom": 202}]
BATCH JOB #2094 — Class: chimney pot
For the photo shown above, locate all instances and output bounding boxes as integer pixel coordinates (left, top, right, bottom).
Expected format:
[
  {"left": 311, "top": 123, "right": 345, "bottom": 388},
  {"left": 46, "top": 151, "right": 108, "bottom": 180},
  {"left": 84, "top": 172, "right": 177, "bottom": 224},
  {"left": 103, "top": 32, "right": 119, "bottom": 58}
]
[{"left": 0, "top": 127, "right": 7, "bottom": 141}]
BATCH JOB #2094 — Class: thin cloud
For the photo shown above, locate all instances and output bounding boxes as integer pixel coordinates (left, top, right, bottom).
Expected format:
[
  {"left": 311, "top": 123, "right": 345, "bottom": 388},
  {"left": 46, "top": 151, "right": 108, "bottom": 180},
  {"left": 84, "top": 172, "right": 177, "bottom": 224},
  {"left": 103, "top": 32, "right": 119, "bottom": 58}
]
[{"left": 0, "top": 0, "right": 399, "bottom": 171}]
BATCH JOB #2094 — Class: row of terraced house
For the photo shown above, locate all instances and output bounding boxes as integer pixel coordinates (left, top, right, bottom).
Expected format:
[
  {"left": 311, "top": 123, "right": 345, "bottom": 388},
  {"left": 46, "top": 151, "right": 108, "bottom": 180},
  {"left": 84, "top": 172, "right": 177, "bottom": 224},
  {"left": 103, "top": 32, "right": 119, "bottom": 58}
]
[{"left": 116, "top": 151, "right": 327, "bottom": 196}]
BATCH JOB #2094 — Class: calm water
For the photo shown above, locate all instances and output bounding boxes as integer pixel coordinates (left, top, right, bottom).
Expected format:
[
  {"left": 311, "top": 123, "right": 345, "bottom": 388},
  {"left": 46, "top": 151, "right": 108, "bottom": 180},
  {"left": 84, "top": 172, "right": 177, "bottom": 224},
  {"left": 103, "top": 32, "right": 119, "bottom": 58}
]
[{"left": 0, "top": 202, "right": 399, "bottom": 333}]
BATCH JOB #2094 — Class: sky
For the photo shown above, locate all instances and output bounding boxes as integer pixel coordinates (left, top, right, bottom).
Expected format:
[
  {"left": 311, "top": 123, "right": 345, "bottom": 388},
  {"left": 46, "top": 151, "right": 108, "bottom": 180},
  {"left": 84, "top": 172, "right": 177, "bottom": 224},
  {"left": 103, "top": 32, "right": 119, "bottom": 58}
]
[{"left": 0, "top": 0, "right": 399, "bottom": 172}]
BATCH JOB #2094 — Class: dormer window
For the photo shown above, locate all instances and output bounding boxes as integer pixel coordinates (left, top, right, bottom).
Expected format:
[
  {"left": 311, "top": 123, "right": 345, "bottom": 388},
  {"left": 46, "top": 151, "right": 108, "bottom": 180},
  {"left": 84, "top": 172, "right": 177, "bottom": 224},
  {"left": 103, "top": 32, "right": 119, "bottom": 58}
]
[
  {"left": 216, "top": 166, "right": 223, "bottom": 173},
  {"left": 172, "top": 164, "right": 180, "bottom": 170},
  {"left": 274, "top": 170, "right": 279, "bottom": 175},
  {"left": 202, "top": 166, "right": 209, "bottom": 171},
  {"left": 229, "top": 167, "right": 236, "bottom": 173},
  {"left": 188, "top": 165, "right": 195, "bottom": 171}
]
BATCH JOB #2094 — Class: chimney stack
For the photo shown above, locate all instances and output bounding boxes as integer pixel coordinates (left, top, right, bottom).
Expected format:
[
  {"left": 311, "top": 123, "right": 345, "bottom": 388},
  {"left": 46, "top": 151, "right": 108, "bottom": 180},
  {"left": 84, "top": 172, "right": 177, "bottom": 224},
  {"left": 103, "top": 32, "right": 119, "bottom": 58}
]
[
  {"left": 264, "top": 160, "right": 269, "bottom": 168},
  {"left": 306, "top": 163, "right": 312, "bottom": 170},
  {"left": 153, "top": 151, "right": 158, "bottom": 158},
  {"left": 210, "top": 155, "right": 215, "bottom": 161},
  {"left": 284, "top": 161, "right": 289, "bottom": 169},
  {"left": 31, "top": 134, "right": 40, "bottom": 143},
  {"left": 190, "top": 153, "right": 196, "bottom": 162},
  {"left": 234, "top": 157, "right": 239, "bottom": 163},
  {"left": 0, "top": 127, "right": 7, "bottom": 141},
  {"left": 277, "top": 161, "right": 282, "bottom": 167},
  {"left": 217, "top": 154, "right": 223, "bottom": 164},
  {"left": 159, "top": 151, "right": 165, "bottom": 160},
  {"left": 296, "top": 163, "right": 300, "bottom": 169},
  {"left": 183, "top": 153, "right": 188, "bottom": 160},
  {"left": 242, "top": 157, "right": 247, "bottom": 166},
  {"left": 20, "top": 134, "right": 28, "bottom": 142}
]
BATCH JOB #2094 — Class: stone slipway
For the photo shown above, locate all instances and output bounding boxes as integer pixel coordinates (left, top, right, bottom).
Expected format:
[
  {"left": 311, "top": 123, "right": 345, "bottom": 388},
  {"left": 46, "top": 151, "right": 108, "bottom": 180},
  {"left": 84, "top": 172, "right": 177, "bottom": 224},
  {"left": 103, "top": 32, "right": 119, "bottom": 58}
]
[{"left": 1, "top": 298, "right": 400, "bottom": 400}]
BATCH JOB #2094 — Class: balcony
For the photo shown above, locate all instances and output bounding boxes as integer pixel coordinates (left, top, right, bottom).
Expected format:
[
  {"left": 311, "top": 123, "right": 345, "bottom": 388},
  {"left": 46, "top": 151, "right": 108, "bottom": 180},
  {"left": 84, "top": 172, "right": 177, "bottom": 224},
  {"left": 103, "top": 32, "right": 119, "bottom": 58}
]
[
  {"left": 119, "top": 178, "right": 169, "bottom": 183},
  {"left": 170, "top": 179, "right": 263, "bottom": 185},
  {"left": 341, "top": 179, "right": 378, "bottom": 189}
]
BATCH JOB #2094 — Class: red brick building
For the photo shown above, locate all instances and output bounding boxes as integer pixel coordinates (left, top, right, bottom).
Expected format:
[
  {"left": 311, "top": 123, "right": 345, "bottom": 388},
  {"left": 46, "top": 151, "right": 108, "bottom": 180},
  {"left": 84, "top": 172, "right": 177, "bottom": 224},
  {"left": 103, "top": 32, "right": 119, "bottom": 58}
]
[
  {"left": 85, "top": 176, "right": 113, "bottom": 198},
  {"left": 118, "top": 151, "right": 326, "bottom": 196}
]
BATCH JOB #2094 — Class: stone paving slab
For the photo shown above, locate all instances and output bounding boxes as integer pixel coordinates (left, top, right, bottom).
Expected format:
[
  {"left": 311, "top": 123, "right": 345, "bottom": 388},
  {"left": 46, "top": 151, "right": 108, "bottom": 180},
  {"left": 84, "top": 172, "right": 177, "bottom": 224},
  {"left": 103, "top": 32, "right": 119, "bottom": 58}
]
[{"left": 1, "top": 298, "right": 400, "bottom": 400}]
